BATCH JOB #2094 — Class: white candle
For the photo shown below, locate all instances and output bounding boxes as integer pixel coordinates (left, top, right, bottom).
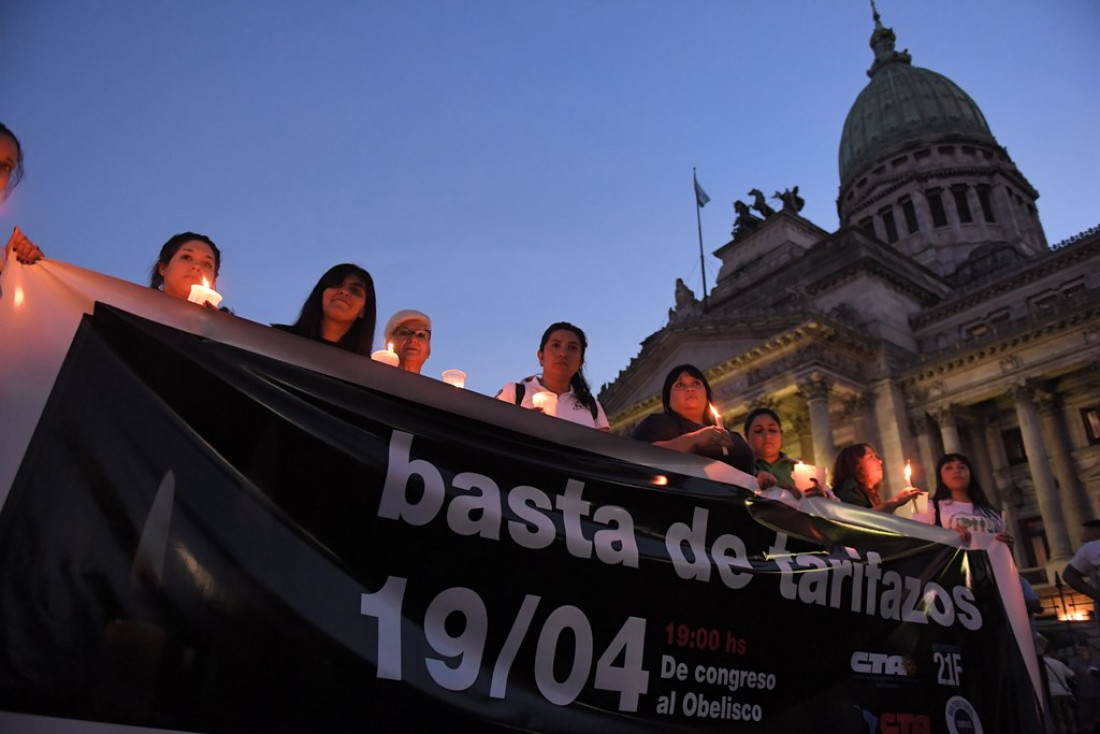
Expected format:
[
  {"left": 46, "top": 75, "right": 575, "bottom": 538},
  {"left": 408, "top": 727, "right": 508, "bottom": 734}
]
[
  {"left": 531, "top": 391, "right": 557, "bottom": 416},
  {"left": 371, "top": 342, "right": 400, "bottom": 367},
  {"left": 708, "top": 403, "right": 723, "bottom": 429},
  {"left": 441, "top": 369, "right": 466, "bottom": 388},
  {"left": 792, "top": 461, "right": 818, "bottom": 492},
  {"left": 187, "top": 277, "right": 223, "bottom": 308}
]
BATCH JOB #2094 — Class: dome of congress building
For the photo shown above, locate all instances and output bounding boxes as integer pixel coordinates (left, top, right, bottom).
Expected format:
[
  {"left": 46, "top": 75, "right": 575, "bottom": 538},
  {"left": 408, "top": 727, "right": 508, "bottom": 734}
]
[{"left": 838, "top": 11, "right": 996, "bottom": 194}]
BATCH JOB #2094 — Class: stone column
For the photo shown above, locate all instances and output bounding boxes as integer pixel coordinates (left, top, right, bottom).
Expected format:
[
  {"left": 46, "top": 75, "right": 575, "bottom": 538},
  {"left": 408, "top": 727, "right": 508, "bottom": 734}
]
[
  {"left": 1008, "top": 381, "right": 1072, "bottom": 562},
  {"left": 1038, "top": 393, "right": 1091, "bottom": 547},
  {"left": 872, "top": 379, "right": 919, "bottom": 498},
  {"left": 912, "top": 413, "right": 938, "bottom": 492},
  {"left": 981, "top": 412, "right": 1021, "bottom": 566},
  {"left": 966, "top": 186, "right": 990, "bottom": 239},
  {"left": 797, "top": 375, "right": 835, "bottom": 474},
  {"left": 933, "top": 404, "right": 962, "bottom": 455},
  {"left": 963, "top": 413, "right": 999, "bottom": 510}
]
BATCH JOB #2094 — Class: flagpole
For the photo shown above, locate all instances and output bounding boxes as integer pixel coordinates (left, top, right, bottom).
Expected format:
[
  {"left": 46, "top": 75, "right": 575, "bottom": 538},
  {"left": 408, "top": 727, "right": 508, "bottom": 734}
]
[{"left": 694, "top": 168, "right": 709, "bottom": 313}]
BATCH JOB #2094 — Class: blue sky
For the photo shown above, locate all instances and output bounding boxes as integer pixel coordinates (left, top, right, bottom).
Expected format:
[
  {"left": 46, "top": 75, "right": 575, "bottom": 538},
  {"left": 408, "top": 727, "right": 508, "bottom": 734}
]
[{"left": 3, "top": 1, "right": 1097, "bottom": 398}]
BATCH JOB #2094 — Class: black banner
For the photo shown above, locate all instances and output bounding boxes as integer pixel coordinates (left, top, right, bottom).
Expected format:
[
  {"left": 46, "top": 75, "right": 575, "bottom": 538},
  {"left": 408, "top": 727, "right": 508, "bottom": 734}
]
[{"left": 0, "top": 299, "right": 1042, "bottom": 733}]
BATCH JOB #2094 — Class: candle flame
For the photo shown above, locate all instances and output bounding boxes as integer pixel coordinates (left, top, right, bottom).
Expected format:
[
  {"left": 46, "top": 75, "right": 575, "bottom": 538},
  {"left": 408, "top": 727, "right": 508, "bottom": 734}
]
[
  {"left": 387, "top": 342, "right": 394, "bottom": 352},
  {"left": 708, "top": 403, "right": 723, "bottom": 428},
  {"left": 653, "top": 475, "right": 668, "bottom": 486},
  {"left": 904, "top": 460, "right": 912, "bottom": 484},
  {"left": 202, "top": 277, "right": 211, "bottom": 288}
]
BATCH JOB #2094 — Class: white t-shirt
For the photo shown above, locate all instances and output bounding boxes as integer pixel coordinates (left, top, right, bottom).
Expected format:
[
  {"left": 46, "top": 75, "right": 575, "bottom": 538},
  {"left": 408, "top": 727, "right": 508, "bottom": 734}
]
[
  {"left": 1069, "top": 539, "right": 1100, "bottom": 574},
  {"left": 912, "top": 500, "right": 1003, "bottom": 535},
  {"left": 495, "top": 376, "right": 609, "bottom": 430}
]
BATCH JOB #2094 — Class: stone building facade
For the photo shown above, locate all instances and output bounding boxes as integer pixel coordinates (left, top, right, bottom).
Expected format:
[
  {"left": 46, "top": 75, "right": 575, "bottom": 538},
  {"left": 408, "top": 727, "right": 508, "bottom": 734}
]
[{"left": 599, "top": 10, "right": 1100, "bottom": 596}]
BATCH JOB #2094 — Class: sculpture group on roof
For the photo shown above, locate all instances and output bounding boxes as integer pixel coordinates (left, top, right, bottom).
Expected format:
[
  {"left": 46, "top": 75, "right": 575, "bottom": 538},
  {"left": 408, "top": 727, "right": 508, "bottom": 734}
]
[{"left": 731, "top": 186, "right": 804, "bottom": 240}]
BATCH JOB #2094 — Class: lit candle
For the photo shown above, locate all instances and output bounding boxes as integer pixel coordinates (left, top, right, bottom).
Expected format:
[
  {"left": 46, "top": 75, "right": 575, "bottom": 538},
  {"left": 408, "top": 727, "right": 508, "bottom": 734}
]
[
  {"left": 531, "top": 391, "right": 558, "bottom": 416},
  {"left": 904, "top": 460, "right": 912, "bottom": 486},
  {"left": 792, "top": 461, "right": 818, "bottom": 492},
  {"left": 708, "top": 403, "right": 723, "bottom": 429},
  {"left": 187, "top": 277, "right": 223, "bottom": 308},
  {"left": 371, "top": 342, "right": 400, "bottom": 367},
  {"left": 441, "top": 369, "right": 466, "bottom": 388}
]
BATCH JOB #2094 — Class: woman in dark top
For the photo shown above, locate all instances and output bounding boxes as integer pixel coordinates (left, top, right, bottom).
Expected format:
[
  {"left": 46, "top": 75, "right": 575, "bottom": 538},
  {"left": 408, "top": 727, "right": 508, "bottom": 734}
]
[
  {"left": 275, "top": 263, "right": 376, "bottom": 355},
  {"left": 832, "top": 443, "right": 921, "bottom": 513},
  {"left": 632, "top": 363, "right": 754, "bottom": 475}
]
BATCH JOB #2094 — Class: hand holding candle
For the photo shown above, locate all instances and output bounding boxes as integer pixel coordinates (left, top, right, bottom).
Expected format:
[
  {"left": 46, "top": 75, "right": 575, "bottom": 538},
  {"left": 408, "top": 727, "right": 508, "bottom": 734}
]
[
  {"left": 792, "top": 461, "right": 817, "bottom": 493},
  {"left": 187, "top": 277, "right": 223, "bottom": 308},
  {"left": 371, "top": 342, "right": 400, "bottom": 367},
  {"left": 531, "top": 391, "right": 557, "bottom": 416}
]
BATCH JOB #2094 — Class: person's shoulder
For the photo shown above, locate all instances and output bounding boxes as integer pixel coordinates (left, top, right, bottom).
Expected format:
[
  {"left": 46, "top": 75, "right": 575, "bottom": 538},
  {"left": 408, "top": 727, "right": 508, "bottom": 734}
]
[
  {"left": 494, "top": 382, "right": 517, "bottom": 402},
  {"left": 632, "top": 412, "right": 676, "bottom": 441}
]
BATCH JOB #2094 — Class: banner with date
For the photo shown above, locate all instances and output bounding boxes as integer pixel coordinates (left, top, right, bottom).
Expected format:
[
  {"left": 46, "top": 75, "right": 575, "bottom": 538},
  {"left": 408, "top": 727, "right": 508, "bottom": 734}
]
[{"left": 0, "top": 279, "right": 1042, "bottom": 732}]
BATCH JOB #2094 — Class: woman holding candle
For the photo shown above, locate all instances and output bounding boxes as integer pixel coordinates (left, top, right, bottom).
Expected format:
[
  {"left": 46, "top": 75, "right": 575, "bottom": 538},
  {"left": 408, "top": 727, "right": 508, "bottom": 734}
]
[
  {"left": 495, "top": 321, "right": 609, "bottom": 430},
  {"left": 149, "top": 232, "right": 222, "bottom": 304},
  {"left": 832, "top": 443, "right": 922, "bottom": 513},
  {"left": 744, "top": 407, "right": 832, "bottom": 498},
  {"left": 1, "top": 122, "right": 45, "bottom": 274},
  {"left": 383, "top": 309, "right": 432, "bottom": 374},
  {"left": 632, "top": 364, "right": 754, "bottom": 475},
  {"left": 275, "top": 263, "right": 376, "bottom": 355},
  {"left": 912, "top": 453, "right": 1013, "bottom": 547}
]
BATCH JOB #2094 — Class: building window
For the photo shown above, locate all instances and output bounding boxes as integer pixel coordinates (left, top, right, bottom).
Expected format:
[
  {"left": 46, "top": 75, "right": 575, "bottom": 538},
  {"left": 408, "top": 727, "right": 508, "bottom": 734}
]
[
  {"left": 1030, "top": 292, "right": 1057, "bottom": 311},
  {"left": 988, "top": 307, "right": 1010, "bottom": 324},
  {"left": 1002, "top": 428, "right": 1027, "bottom": 465},
  {"left": 938, "top": 145, "right": 956, "bottom": 156},
  {"left": 977, "top": 186, "right": 996, "bottom": 223},
  {"left": 965, "top": 323, "right": 987, "bottom": 339},
  {"left": 926, "top": 189, "right": 948, "bottom": 227},
  {"left": 880, "top": 208, "right": 899, "bottom": 243},
  {"left": 1083, "top": 408, "right": 1100, "bottom": 446},
  {"left": 915, "top": 149, "right": 932, "bottom": 161},
  {"left": 900, "top": 197, "right": 919, "bottom": 234},
  {"left": 952, "top": 186, "right": 973, "bottom": 223},
  {"left": 892, "top": 155, "right": 908, "bottom": 167},
  {"left": 1019, "top": 516, "right": 1049, "bottom": 569},
  {"left": 859, "top": 217, "right": 875, "bottom": 238}
]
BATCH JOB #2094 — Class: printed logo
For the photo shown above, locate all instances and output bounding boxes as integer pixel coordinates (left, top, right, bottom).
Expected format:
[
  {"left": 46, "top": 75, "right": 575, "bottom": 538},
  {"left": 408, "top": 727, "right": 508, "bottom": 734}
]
[
  {"left": 945, "top": 695, "right": 982, "bottom": 734},
  {"left": 880, "top": 713, "right": 931, "bottom": 734},
  {"left": 851, "top": 651, "right": 917, "bottom": 677}
]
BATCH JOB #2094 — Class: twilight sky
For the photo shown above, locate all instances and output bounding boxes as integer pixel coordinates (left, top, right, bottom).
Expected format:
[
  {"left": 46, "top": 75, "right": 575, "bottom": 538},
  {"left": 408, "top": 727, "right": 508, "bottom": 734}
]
[{"left": 3, "top": 1, "right": 1097, "bottom": 398}]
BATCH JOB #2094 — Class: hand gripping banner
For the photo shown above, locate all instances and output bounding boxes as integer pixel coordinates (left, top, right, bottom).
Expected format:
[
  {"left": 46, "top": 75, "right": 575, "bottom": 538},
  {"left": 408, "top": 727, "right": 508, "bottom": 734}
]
[{"left": 0, "top": 261, "right": 1043, "bottom": 733}]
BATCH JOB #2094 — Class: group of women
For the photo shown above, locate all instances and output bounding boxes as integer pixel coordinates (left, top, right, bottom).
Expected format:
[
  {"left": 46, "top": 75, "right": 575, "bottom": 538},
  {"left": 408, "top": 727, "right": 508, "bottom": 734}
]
[{"left": 3, "top": 120, "right": 1012, "bottom": 550}]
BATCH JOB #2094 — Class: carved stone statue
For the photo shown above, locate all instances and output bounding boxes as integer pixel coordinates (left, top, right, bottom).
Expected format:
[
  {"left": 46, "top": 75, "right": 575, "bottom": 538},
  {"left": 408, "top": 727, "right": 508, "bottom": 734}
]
[
  {"left": 748, "top": 188, "right": 776, "bottom": 218},
  {"left": 775, "top": 186, "right": 805, "bottom": 213},
  {"left": 732, "top": 200, "right": 762, "bottom": 240},
  {"left": 669, "top": 277, "right": 702, "bottom": 322},
  {"left": 674, "top": 278, "right": 697, "bottom": 309}
]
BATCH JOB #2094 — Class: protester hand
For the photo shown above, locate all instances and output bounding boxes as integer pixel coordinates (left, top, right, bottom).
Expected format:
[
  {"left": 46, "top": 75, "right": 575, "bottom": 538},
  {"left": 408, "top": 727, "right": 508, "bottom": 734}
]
[
  {"left": 953, "top": 527, "right": 972, "bottom": 545},
  {"left": 756, "top": 471, "right": 779, "bottom": 490},
  {"left": 690, "top": 425, "right": 732, "bottom": 457},
  {"left": 802, "top": 478, "right": 827, "bottom": 498},
  {"left": 6, "top": 226, "right": 44, "bottom": 265}
]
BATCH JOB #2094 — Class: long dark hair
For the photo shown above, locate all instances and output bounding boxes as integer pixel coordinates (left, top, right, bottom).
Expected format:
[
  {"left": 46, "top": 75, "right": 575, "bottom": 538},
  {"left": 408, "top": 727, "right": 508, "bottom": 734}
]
[
  {"left": 149, "top": 232, "right": 222, "bottom": 290},
  {"left": 660, "top": 363, "right": 717, "bottom": 425},
  {"left": 832, "top": 443, "right": 881, "bottom": 505},
  {"left": 287, "top": 263, "right": 376, "bottom": 356},
  {"left": 932, "top": 453, "right": 997, "bottom": 515},
  {"left": 540, "top": 322, "right": 597, "bottom": 416},
  {"left": 0, "top": 122, "right": 24, "bottom": 196}
]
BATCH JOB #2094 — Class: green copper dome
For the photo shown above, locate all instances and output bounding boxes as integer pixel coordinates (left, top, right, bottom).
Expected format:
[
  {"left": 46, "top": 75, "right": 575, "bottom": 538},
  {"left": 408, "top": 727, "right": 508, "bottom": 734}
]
[{"left": 838, "top": 11, "right": 995, "bottom": 189}]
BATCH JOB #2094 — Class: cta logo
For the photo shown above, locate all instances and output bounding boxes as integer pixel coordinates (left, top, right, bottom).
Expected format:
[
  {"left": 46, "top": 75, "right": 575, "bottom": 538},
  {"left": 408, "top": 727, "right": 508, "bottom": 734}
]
[
  {"left": 945, "top": 696, "right": 982, "bottom": 734},
  {"left": 880, "top": 713, "right": 931, "bottom": 734},
  {"left": 851, "top": 651, "right": 916, "bottom": 677}
]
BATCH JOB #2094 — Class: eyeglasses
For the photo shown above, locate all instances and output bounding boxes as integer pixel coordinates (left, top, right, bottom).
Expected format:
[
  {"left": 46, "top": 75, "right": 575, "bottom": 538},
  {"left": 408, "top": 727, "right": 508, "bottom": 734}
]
[{"left": 395, "top": 327, "right": 431, "bottom": 342}]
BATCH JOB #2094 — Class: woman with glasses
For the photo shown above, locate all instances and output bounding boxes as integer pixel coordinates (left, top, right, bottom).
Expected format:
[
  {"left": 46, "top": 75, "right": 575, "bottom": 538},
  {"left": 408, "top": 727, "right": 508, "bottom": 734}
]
[
  {"left": 631, "top": 363, "right": 754, "bottom": 475},
  {"left": 275, "top": 263, "right": 376, "bottom": 355},
  {"left": 1, "top": 122, "right": 45, "bottom": 273},
  {"left": 496, "top": 321, "right": 609, "bottom": 430},
  {"left": 383, "top": 310, "right": 432, "bottom": 374}
]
